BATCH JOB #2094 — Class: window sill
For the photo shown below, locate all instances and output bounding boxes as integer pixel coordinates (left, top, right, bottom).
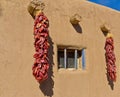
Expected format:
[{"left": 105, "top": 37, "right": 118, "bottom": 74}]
[{"left": 57, "top": 68, "right": 87, "bottom": 74}]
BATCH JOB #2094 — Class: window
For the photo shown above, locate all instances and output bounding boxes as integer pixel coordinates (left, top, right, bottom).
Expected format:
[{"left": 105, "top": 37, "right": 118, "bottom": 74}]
[{"left": 58, "top": 47, "right": 86, "bottom": 70}]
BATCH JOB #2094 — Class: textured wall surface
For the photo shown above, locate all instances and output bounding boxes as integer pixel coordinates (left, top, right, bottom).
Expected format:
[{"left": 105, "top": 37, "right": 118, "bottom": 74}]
[{"left": 0, "top": 0, "right": 120, "bottom": 97}]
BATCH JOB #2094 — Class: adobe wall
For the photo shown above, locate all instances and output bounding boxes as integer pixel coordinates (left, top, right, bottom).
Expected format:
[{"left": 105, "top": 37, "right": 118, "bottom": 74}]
[{"left": 0, "top": 0, "right": 120, "bottom": 97}]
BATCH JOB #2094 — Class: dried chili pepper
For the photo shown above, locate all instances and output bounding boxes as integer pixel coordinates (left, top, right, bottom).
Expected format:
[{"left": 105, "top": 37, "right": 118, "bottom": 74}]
[
  {"left": 105, "top": 36, "right": 116, "bottom": 82},
  {"left": 32, "top": 12, "right": 49, "bottom": 83}
]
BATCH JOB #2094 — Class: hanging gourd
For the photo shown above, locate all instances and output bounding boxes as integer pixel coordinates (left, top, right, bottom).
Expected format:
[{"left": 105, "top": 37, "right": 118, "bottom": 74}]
[{"left": 28, "top": 0, "right": 50, "bottom": 83}]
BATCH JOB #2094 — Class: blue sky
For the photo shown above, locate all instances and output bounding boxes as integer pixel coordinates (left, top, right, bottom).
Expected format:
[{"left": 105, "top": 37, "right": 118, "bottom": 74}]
[{"left": 89, "top": 0, "right": 120, "bottom": 11}]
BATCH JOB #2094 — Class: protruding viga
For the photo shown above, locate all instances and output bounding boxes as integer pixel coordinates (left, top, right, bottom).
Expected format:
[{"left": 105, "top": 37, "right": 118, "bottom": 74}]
[
  {"left": 100, "top": 23, "right": 112, "bottom": 37},
  {"left": 27, "top": 0, "right": 45, "bottom": 18},
  {"left": 100, "top": 23, "right": 111, "bottom": 33},
  {"left": 70, "top": 14, "right": 82, "bottom": 24}
]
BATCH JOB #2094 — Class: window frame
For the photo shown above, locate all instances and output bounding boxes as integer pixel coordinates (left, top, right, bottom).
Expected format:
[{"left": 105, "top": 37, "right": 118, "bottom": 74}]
[{"left": 57, "top": 46, "right": 86, "bottom": 70}]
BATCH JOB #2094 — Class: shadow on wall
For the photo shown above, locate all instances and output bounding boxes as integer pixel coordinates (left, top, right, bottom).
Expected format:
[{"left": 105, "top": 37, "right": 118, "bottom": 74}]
[
  {"left": 72, "top": 23, "right": 82, "bottom": 33},
  {"left": 0, "top": 4, "right": 3, "bottom": 16},
  {"left": 39, "top": 36, "right": 54, "bottom": 97},
  {"left": 106, "top": 73, "right": 114, "bottom": 90}
]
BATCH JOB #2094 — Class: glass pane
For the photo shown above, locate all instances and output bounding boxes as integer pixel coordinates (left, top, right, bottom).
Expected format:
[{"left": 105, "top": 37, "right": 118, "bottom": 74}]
[
  {"left": 78, "top": 50, "right": 82, "bottom": 58},
  {"left": 74, "top": 50, "right": 77, "bottom": 69},
  {"left": 58, "top": 50, "right": 64, "bottom": 68},
  {"left": 67, "top": 50, "right": 75, "bottom": 68},
  {"left": 82, "top": 49, "right": 86, "bottom": 69},
  {"left": 77, "top": 50, "right": 82, "bottom": 69}
]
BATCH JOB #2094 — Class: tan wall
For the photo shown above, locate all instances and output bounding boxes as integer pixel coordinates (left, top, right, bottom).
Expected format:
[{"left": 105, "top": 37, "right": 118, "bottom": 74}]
[{"left": 0, "top": 0, "right": 120, "bottom": 97}]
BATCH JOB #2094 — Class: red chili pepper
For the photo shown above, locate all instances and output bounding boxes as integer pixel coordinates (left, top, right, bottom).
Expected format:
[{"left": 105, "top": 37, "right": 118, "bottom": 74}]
[
  {"left": 105, "top": 37, "right": 116, "bottom": 82},
  {"left": 32, "top": 12, "right": 50, "bottom": 83}
]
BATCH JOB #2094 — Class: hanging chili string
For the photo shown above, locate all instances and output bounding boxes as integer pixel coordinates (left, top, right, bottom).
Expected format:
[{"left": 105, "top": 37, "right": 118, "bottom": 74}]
[
  {"left": 32, "top": 12, "right": 49, "bottom": 83},
  {"left": 105, "top": 36, "right": 116, "bottom": 82}
]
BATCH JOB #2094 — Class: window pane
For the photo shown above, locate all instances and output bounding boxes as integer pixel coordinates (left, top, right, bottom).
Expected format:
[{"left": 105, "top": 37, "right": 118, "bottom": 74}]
[
  {"left": 82, "top": 49, "right": 86, "bottom": 69},
  {"left": 77, "top": 50, "right": 82, "bottom": 69},
  {"left": 78, "top": 50, "right": 82, "bottom": 58},
  {"left": 67, "top": 50, "right": 75, "bottom": 68},
  {"left": 58, "top": 50, "right": 64, "bottom": 68},
  {"left": 58, "top": 47, "right": 85, "bottom": 70},
  {"left": 74, "top": 50, "right": 77, "bottom": 69}
]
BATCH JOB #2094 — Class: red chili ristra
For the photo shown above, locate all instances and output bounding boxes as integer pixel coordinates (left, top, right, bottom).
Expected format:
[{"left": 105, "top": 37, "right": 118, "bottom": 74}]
[
  {"left": 32, "top": 12, "right": 49, "bottom": 83},
  {"left": 105, "top": 37, "right": 116, "bottom": 82}
]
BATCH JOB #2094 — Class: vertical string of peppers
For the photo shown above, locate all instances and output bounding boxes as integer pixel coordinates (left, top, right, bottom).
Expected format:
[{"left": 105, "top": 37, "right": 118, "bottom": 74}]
[
  {"left": 32, "top": 12, "right": 49, "bottom": 83},
  {"left": 104, "top": 33, "right": 116, "bottom": 82}
]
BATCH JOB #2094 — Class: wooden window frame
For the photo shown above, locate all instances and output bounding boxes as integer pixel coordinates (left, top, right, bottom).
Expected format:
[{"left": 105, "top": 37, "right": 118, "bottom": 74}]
[{"left": 58, "top": 46, "right": 86, "bottom": 70}]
